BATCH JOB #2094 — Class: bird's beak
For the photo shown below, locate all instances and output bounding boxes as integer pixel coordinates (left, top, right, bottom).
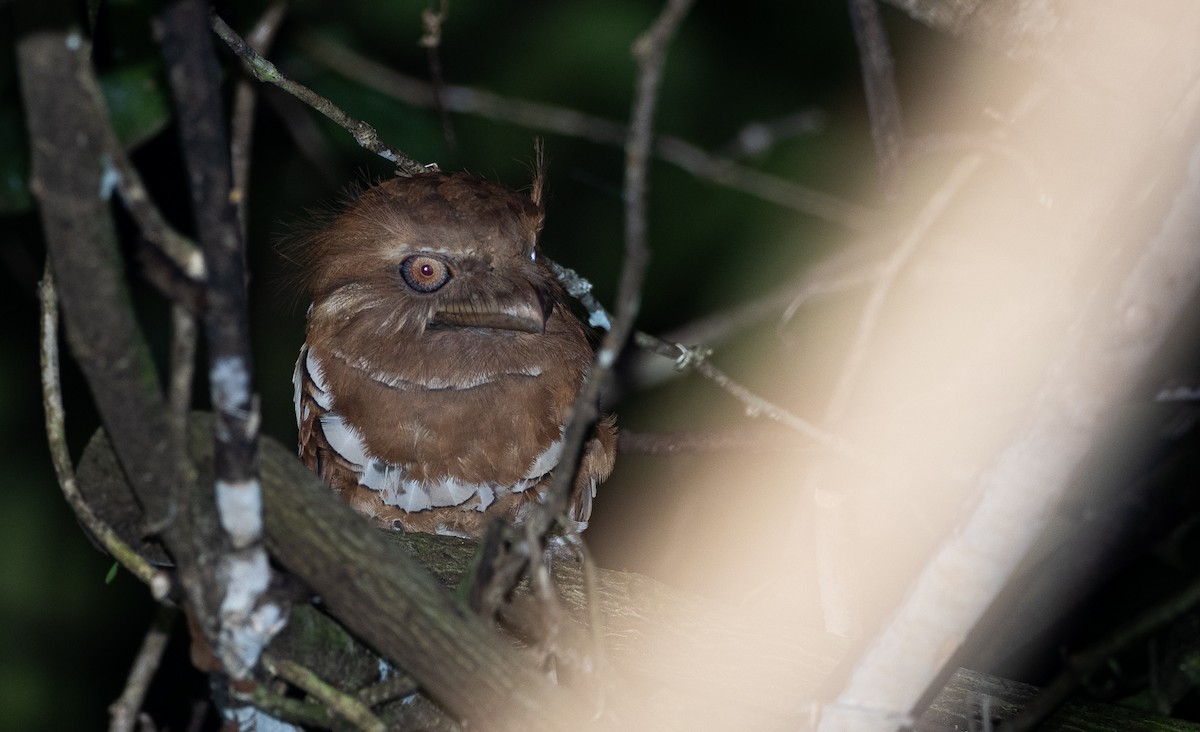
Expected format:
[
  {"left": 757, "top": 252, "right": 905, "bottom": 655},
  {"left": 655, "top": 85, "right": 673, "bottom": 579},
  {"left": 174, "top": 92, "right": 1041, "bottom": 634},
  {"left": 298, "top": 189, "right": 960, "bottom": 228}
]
[{"left": 428, "top": 285, "right": 551, "bottom": 334}]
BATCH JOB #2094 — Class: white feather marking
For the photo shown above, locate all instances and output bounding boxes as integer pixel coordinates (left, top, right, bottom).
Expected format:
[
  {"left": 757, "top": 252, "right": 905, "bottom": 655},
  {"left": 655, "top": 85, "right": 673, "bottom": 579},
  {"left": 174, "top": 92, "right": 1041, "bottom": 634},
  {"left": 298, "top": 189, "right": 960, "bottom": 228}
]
[
  {"left": 477, "top": 485, "right": 496, "bottom": 511},
  {"left": 524, "top": 438, "right": 563, "bottom": 480},
  {"left": 306, "top": 350, "right": 334, "bottom": 410},
  {"left": 436, "top": 525, "right": 473, "bottom": 538},
  {"left": 376, "top": 472, "right": 434, "bottom": 512},
  {"left": 301, "top": 345, "right": 554, "bottom": 516},
  {"left": 333, "top": 349, "right": 541, "bottom": 391},
  {"left": 319, "top": 414, "right": 372, "bottom": 467},
  {"left": 292, "top": 347, "right": 305, "bottom": 426}
]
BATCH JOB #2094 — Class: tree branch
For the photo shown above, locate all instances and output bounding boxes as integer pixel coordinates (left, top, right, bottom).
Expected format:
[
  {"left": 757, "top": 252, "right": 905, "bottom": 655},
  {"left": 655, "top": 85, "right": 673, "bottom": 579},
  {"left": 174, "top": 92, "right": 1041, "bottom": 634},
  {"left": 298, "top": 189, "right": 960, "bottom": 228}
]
[
  {"left": 848, "top": 0, "right": 904, "bottom": 195},
  {"left": 536, "top": 0, "right": 695, "bottom": 539},
  {"left": 161, "top": 0, "right": 283, "bottom": 679},
  {"left": 210, "top": 12, "right": 431, "bottom": 175},
  {"left": 299, "top": 31, "right": 877, "bottom": 230},
  {"left": 75, "top": 417, "right": 849, "bottom": 728},
  {"left": 38, "top": 267, "right": 167, "bottom": 594}
]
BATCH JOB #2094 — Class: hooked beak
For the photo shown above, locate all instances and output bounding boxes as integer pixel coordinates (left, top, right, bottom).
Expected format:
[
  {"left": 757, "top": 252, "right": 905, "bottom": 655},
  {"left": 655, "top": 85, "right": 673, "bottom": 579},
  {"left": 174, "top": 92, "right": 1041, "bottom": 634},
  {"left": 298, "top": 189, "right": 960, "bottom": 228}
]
[{"left": 427, "top": 285, "right": 551, "bottom": 334}]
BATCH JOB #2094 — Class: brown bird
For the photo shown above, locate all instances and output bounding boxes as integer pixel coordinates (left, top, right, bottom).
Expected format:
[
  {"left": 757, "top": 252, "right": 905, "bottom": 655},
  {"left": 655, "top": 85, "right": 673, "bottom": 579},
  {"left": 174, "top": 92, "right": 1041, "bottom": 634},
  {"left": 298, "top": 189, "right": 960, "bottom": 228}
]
[{"left": 293, "top": 172, "right": 616, "bottom": 538}]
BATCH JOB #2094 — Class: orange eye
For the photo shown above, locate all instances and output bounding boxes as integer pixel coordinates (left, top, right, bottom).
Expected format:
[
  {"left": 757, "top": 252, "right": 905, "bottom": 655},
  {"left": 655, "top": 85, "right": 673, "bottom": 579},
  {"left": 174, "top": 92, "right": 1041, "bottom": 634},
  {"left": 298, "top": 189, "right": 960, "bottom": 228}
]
[{"left": 400, "top": 255, "right": 451, "bottom": 293}]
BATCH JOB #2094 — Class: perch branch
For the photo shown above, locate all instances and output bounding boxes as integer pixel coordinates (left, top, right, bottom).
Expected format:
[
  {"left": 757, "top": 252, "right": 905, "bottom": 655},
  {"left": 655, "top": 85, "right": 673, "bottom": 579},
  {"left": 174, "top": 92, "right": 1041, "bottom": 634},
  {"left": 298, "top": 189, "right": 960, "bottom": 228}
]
[
  {"left": 76, "top": 420, "right": 849, "bottom": 728},
  {"left": 211, "top": 12, "right": 431, "bottom": 175}
]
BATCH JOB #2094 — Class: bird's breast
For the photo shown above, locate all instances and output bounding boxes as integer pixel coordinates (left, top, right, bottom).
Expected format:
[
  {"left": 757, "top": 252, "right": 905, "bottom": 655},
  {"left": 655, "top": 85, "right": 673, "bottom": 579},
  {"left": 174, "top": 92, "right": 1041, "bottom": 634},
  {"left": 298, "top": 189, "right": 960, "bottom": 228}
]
[{"left": 298, "top": 345, "right": 574, "bottom": 511}]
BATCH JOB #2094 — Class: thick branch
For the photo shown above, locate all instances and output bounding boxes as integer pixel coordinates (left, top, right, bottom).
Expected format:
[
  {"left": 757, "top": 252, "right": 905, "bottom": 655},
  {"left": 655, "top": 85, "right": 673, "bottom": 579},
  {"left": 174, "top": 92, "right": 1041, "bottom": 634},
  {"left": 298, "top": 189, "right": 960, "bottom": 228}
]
[
  {"left": 16, "top": 2, "right": 180, "bottom": 533},
  {"left": 161, "top": 0, "right": 281, "bottom": 679}
]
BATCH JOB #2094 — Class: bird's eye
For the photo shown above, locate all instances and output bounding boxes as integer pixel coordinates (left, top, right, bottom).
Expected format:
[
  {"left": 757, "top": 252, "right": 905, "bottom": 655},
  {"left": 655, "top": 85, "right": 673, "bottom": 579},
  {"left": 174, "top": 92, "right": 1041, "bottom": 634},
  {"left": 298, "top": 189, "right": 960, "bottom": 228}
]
[{"left": 400, "top": 255, "right": 452, "bottom": 293}]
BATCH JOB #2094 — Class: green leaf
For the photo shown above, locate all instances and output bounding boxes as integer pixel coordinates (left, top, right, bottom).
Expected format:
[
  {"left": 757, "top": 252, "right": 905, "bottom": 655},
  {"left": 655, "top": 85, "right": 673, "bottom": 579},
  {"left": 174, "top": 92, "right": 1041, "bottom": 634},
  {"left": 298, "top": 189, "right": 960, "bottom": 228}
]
[
  {"left": 99, "top": 61, "right": 170, "bottom": 149},
  {"left": 105, "top": 562, "right": 119, "bottom": 584}
]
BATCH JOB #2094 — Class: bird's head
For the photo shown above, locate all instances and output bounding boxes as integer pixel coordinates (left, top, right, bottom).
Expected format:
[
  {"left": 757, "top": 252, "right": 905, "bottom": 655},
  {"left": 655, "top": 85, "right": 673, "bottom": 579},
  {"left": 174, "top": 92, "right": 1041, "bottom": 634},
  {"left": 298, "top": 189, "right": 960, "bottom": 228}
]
[
  {"left": 304, "top": 169, "right": 556, "bottom": 328},
  {"left": 303, "top": 173, "right": 563, "bottom": 349}
]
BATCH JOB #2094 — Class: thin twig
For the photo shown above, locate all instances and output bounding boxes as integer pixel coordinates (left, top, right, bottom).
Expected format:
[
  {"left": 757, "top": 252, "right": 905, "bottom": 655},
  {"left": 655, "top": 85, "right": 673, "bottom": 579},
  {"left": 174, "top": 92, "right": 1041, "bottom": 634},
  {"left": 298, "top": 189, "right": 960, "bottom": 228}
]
[
  {"left": 210, "top": 13, "right": 432, "bottom": 175},
  {"left": 92, "top": 54, "right": 206, "bottom": 312},
  {"left": 39, "top": 267, "right": 168, "bottom": 594},
  {"left": 824, "top": 157, "right": 983, "bottom": 422},
  {"left": 823, "top": 87, "right": 1049, "bottom": 422},
  {"left": 1006, "top": 572, "right": 1200, "bottom": 732},
  {"left": 299, "top": 32, "right": 876, "bottom": 230},
  {"left": 142, "top": 302, "right": 198, "bottom": 536},
  {"left": 624, "top": 261, "right": 885, "bottom": 394},
  {"left": 168, "top": 306, "right": 198, "bottom": 431},
  {"left": 641, "top": 299, "right": 845, "bottom": 453},
  {"left": 230, "top": 3, "right": 288, "bottom": 238},
  {"left": 535, "top": 0, "right": 695, "bottom": 538},
  {"left": 264, "top": 655, "right": 387, "bottom": 732},
  {"left": 718, "top": 108, "right": 828, "bottom": 159},
  {"left": 419, "top": 0, "right": 456, "bottom": 147},
  {"left": 617, "top": 428, "right": 807, "bottom": 455},
  {"left": 355, "top": 673, "right": 419, "bottom": 708},
  {"left": 108, "top": 605, "right": 179, "bottom": 732},
  {"left": 551, "top": 257, "right": 865, "bottom": 457},
  {"left": 848, "top": 0, "right": 904, "bottom": 195},
  {"left": 906, "top": 132, "right": 1051, "bottom": 204},
  {"left": 108, "top": 154, "right": 207, "bottom": 284},
  {"left": 230, "top": 683, "right": 336, "bottom": 730}
]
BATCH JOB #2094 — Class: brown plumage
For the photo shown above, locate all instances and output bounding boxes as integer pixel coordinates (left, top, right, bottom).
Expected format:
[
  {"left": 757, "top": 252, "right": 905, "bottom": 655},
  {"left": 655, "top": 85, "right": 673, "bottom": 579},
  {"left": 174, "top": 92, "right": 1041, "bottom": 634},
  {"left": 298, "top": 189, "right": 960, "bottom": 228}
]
[{"left": 293, "top": 172, "right": 616, "bottom": 537}]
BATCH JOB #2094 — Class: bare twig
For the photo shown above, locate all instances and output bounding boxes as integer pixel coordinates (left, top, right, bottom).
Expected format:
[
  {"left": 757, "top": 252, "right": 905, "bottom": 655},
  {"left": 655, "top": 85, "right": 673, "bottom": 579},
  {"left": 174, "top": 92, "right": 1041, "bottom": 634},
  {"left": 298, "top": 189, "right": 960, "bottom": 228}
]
[
  {"left": 848, "top": 0, "right": 904, "bottom": 195},
  {"left": 808, "top": 90, "right": 1049, "bottom": 639},
  {"left": 824, "top": 158, "right": 983, "bottom": 422},
  {"left": 536, "top": 0, "right": 695, "bottom": 538},
  {"left": 39, "top": 267, "right": 168, "bottom": 595},
  {"left": 168, "top": 306, "right": 198, "bottom": 433},
  {"left": 824, "top": 87, "right": 1047, "bottom": 423},
  {"left": 210, "top": 13, "right": 432, "bottom": 175},
  {"left": 551, "top": 258, "right": 865, "bottom": 457},
  {"left": 109, "top": 605, "right": 179, "bottom": 732},
  {"left": 142, "top": 302, "right": 198, "bottom": 536},
  {"left": 617, "top": 428, "right": 806, "bottom": 455},
  {"left": 1006, "top": 572, "right": 1200, "bottom": 732},
  {"left": 906, "top": 132, "right": 1051, "bottom": 204},
  {"left": 264, "top": 655, "right": 387, "bottom": 732},
  {"left": 355, "top": 674, "right": 419, "bottom": 708},
  {"left": 300, "top": 32, "right": 876, "bottom": 230},
  {"left": 625, "top": 260, "right": 885, "bottom": 394},
  {"left": 230, "top": 3, "right": 288, "bottom": 237},
  {"left": 718, "top": 108, "right": 828, "bottom": 159},
  {"left": 230, "top": 684, "right": 334, "bottom": 730},
  {"left": 108, "top": 155, "right": 207, "bottom": 285},
  {"left": 419, "top": 0, "right": 456, "bottom": 147}
]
